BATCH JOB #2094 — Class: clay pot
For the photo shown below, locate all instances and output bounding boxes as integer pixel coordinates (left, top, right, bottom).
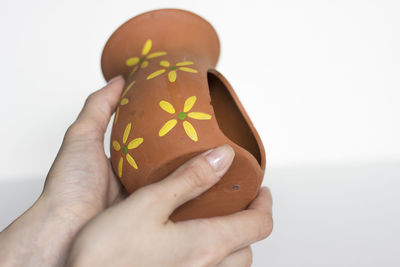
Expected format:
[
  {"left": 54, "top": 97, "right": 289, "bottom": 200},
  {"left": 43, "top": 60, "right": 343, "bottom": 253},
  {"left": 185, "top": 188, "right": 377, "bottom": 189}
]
[{"left": 101, "top": 9, "right": 265, "bottom": 221}]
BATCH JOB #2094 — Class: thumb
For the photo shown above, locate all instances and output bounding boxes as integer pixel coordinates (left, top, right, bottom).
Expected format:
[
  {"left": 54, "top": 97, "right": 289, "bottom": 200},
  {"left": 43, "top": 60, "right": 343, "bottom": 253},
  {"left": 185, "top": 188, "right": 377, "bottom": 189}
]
[
  {"left": 135, "top": 144, "right": 235, "bottom": 221},
  {"left": 66, "top": 75, "right": 125, "bottom": 141}
]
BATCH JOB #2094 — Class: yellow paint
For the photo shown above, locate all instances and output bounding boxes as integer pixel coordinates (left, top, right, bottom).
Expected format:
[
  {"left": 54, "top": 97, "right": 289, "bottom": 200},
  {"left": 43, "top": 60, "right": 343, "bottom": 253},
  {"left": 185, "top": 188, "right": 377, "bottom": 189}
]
[
  {"left": 147, "top": 51, "right": 167, "bottom": 59},
  {"left": 126, "top": 57, "right": 139, "bottom": 66},
  {"left": 126, "top": 153, "right": 138, "bottom": 169},
  {"left": 147, "top": 69, "right": 166, "bottom": 80},
  {"left": 123, "top": 123, "right": 131, "bottom": 144},
  {"left": 188, "top": 112, "right": 212, "bottom": 120},
  {"left": 142, "top": 40, "right": 152, "bottom": 55},
  {"left": 183, "top": 121, "right": 198, "bottom": 142},
  {"left": 112, "top": 140, "right": 121, "bottom": 151},
  {"left": 158, "top": 96, "right": 211, "bottom": 141},
  {"left": 129, "top": 65, "right": 139, "bottom": 76},
  {"left": 160, "top": 100, "right": 175, "bottom": 114},
  {"left": 140, "top": 60, "right": 149, "bottom": 68},
  {"left": 118, "top": 157, "right": 123, "bottom": 178},
  {"left": 144, "top": 60, "right": 198, "bottom": 82},
  {"left": 176, "top": 61, "right": 194, "bottom": 66},
  {"left": 160, "top": 60, "right": 170, "bottom": 67},
  {"left": 126, "top": 40, "right": 167, "bottom": 76},
  {"left": 168, "top": 70, "right": 177, "bottom": 82},
  {"left": 114, "top": 122, "right": 143, "bottom": 175},
  {"left": 113, "top": 140, "right": 121, "bottom": 151},
  {"left": 179, "top": 67, "right": 198, "bottom": 73},
  {"left": 120, "top": 98, "right": 129, "bottom": 105},
  {"left": 184, "top": 96, "right": 197, "bottom": 112},
  {"left": 159, "top": 119, "right": 177, "bottom": 136},
  {"left": 122, "top": 81, "right": 135, "bottom": 98},
  {"left": 128, "top": 138, "right": 143, "bottom": 149},
  {"left": 114, "top": 107, "right": 120, "bottom": 125}
]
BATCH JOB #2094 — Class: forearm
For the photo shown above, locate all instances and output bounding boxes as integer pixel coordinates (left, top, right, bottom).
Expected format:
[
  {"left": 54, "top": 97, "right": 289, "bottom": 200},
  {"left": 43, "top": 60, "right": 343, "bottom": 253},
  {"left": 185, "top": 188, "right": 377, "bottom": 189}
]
[{"left": 0, "top": 194, "right": 79, "bottom": 267}]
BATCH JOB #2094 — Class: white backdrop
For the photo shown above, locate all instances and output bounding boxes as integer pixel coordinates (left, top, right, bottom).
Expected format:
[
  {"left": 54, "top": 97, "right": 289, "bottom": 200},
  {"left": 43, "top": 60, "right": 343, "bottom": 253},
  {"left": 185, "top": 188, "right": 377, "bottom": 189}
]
[{"left": 1, "top": 1, "right": 399, "bottom": 266}]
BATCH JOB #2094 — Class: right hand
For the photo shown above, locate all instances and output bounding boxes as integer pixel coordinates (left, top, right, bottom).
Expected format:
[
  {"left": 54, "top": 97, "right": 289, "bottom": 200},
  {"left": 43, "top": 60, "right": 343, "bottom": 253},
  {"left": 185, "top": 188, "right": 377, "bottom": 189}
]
[{"left": 66, "top": 144, "right": 273, "bottom": 267}]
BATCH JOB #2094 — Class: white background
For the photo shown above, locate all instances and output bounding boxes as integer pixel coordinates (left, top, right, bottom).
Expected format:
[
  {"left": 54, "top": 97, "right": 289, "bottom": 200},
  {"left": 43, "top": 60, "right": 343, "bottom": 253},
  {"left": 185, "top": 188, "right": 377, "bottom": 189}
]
[{"left": 1, "top": 0, "right": 400, "bottom": 266}]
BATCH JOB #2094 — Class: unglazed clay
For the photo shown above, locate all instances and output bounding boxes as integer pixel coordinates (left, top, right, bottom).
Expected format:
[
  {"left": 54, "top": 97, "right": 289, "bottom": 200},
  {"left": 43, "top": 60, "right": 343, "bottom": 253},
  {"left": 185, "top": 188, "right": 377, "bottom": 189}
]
[{"left": 101, "top": 9, "right": 266, "bottom": 221}]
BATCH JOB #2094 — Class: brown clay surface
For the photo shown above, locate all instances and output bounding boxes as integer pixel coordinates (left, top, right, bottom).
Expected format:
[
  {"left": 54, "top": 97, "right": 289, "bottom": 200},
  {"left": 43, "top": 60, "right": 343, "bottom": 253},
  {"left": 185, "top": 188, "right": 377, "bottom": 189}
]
[{"left": 101, "top": 9, "right": 265, "bottom": 221}]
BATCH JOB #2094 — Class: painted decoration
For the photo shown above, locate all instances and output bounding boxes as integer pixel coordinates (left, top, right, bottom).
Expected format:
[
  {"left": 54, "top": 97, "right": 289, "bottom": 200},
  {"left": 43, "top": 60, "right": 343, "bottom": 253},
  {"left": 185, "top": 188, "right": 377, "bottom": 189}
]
[
  {"left": 125, "top": 40, "right": 167, "bottom": 76},
  {"left": 147, "top": 60, "right": 198, "bottom": 82},
  {"left": 114, "top": 80, "right": 135, "bottom": 124},
  {"left": 112, "top": 122, "right": 144, "bottom": 177},
  {"left": 158, "top": 96, "right": 211, "bottom": 141}
]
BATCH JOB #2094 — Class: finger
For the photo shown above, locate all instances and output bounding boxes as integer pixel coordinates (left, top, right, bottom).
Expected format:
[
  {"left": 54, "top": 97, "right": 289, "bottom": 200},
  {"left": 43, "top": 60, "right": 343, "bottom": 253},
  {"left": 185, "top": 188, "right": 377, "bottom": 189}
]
[
  {"left": 67, "top": 75, "right": 125, "bottom": 140},
  {"left": 133, "top": 144, "right": 235, "bottom": 220},
  {"left": 186, "top": 187, "right": 273, "bottom": 256},
  {"left": 217, "top": 246, "right": 252, "bottom": 267}
]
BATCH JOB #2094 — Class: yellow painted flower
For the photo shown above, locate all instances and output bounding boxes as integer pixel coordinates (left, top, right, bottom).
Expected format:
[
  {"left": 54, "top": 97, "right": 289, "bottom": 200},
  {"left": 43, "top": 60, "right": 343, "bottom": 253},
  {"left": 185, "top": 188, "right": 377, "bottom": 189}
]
[
  {"left": 114, "top": 80, "right": 135, "bottom": 125},
  {"left": 125, "top": 40, "right": 167, "bottom": 76},
  {"left": 147, "top": 60, "right": 198, "bottom": 82},
  {"left": 158, "top": 96, "right": 211, "bottom": 142},
  {"left": 112, "top": 123, "right": 143, "bottom": 177}
]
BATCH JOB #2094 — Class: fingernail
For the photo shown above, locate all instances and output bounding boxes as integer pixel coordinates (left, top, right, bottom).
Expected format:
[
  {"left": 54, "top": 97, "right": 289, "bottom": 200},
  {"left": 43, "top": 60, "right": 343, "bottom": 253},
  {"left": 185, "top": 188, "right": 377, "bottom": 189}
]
[
  {"left": 108, "top": 75, "right": 123, "bottom": 84},
  {"left": 203, "top": 144, "right": 235, "bottom": 178}
]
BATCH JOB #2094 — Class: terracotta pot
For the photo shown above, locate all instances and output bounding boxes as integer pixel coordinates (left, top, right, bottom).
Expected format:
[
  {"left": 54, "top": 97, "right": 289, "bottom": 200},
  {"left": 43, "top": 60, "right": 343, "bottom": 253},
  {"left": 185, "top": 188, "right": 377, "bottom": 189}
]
[{"left": 101, "top": 9, "right": 266, "bottom": 221}]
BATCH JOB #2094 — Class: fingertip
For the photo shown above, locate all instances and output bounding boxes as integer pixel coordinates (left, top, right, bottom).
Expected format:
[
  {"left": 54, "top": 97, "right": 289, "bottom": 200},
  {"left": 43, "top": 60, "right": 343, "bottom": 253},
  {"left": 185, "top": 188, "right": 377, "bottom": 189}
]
[
  {"left": 104, "top": 75, "right": 125, "bottom": 96},
  {"left": 107, "top": 75, "right": 124, "bottom": 85},
  {"left": 248, "top": 186, "right": 273, "bottom": 214},
  {"left": 203, "top": 144, "right": 235, "bottom": 178},
  {"left": 73, "top": 75, "right": 126, "bottom": 137}
]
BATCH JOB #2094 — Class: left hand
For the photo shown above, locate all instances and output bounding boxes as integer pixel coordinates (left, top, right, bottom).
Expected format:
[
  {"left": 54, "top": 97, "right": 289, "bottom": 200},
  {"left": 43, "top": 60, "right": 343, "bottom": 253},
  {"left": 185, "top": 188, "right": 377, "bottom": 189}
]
[{"left": 0, "top": 75, "right": 127, "bottom": 266}]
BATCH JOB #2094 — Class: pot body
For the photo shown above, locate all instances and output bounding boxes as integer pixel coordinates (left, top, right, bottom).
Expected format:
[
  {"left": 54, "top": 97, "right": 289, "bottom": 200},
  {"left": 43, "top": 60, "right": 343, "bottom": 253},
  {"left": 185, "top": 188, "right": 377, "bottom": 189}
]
[{"left": 102, "top": 9, "right": 265, "bottom": 221}]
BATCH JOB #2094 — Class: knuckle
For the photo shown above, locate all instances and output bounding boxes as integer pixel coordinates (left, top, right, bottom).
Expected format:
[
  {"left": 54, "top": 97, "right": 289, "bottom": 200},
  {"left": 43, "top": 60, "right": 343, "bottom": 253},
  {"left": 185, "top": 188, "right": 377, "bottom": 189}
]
[
  {"left": 65, "top": 121, "right": 98, "bottom": 140},
  {"left": 85, "top": 91, "right": 99, "bottom": 105},
  {"left": 65, "top": 122, "right": 85, "bottom": 138},
  {"left": 134, "top": 186, "right": 162, "bottom": 207},
  {"left": 192, "top": 243, "right": 222, "bottom": 266},
  {"left": 182, "top": 159, "right": 216, "bottom": 189}
]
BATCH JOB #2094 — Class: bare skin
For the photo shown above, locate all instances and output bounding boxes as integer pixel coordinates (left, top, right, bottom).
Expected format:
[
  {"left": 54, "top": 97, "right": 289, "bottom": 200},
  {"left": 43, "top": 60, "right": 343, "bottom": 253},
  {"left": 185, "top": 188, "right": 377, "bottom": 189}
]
[{"left": 0, "top": 76, "right": 273, "bottom": 267}]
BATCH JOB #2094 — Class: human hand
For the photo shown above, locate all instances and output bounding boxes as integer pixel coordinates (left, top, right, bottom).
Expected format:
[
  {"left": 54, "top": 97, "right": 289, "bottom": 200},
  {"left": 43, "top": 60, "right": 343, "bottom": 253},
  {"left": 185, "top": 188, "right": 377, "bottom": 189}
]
[
  {"left": 0, "top": 76, "right": 128, "bottom": 266},
  {"left": 66, "top": 145, "right": 273, "bottom": 267}
]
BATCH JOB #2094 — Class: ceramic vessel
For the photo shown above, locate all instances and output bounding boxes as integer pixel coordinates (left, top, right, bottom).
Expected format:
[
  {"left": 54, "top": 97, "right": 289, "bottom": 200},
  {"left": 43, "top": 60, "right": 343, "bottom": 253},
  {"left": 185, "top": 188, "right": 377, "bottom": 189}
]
[{"left": 101, "top": 9, "right": 265, "bottom": 221}]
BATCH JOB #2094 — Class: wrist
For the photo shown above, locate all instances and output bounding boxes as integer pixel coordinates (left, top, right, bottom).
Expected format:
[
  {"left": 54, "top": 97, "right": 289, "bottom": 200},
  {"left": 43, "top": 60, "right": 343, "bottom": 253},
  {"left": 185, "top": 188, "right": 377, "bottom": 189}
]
[{"left": 0, "top": 193, "right": 83, "bottom": 266}]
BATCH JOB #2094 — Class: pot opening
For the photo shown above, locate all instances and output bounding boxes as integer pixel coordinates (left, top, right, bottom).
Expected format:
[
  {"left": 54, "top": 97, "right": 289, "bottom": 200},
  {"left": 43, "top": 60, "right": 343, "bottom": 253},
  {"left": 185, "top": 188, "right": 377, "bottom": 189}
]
[{"left": 207, "top": 71, "right": 262, "bottom": 166}]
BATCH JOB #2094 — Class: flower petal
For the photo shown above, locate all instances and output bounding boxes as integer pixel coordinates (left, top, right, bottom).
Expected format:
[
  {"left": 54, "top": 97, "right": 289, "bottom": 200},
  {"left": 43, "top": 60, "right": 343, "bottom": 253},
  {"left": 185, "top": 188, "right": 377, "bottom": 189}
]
[
  {"left": 122, "top": 81, "right": 135, "bottom": 98},
  {"left": 126, "top": 57, "right": 139, "bottom": 66},
  {"left": 176, "top": 61, "right": 194, "bottom": 66},
  {"left": 123, "top": 123, "right": 131, "bottom": 144},
  {"left": 183, "top": 121, "right": 198, "bottom": 142},
  {"left": 159, "top": 119, "right": 177, "bottom": 136},
  {"left": 141, "top": 60, "right": 149, "bottom": 68},
  {"left": 118, "top": 156, "right": 123, "bottom": 178},
  {"left": 112, "top": 140, "right": 121, "bottom": 151},
  {"left": 179, "top": 67, "right": 198, "bottom": 73},
  {"left": 159, "top": 100, "right": 176, "bottom": 114},
  {"left": 126, "top": 153, "right": 138, "bottom": 169},
  {"left": 147, "top": 69, "right": 166, "bottom": 80},
  {"left": 188, "top": 112, "right": 212, "bottom": 120},
  {"left": 114, "top": 107, "right": 120, "bottom": 125},
  {"left": 168, "top": 70, "right": 177, "bottom": 82},
  {"left": 147, "top": 51, "right": 167, "bottom": 59},
  {"left": 160, "top": 60, "right": 170, "bottom": 67},
  {"left": 184, "top": 96, "right": 197, "bottom": 112},
  {"left": 120, "top": 98, "right": 129, "bottom": 105},
  {"left": 142, "top": 40, "right": 152, "bottom": 55},
  {"left": 129, "top": 65, "right": 139, "bottom": 76},
  {"left": 128, "top": 138, "right": 143, "bottom": 149}
]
